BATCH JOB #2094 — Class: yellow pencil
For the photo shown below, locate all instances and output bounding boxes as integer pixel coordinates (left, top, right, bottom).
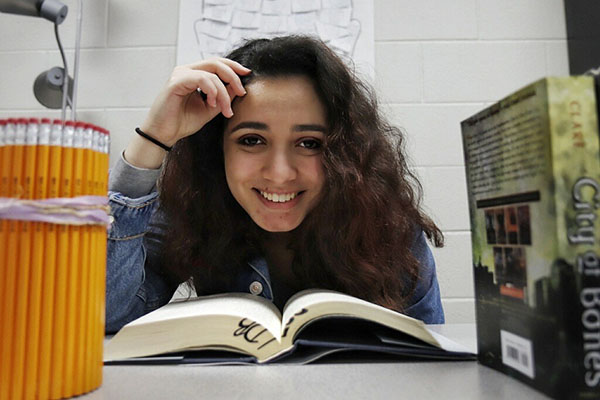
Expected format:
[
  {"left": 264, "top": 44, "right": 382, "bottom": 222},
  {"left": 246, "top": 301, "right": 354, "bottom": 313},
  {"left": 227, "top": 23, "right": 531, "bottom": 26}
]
[
  {"left": 0, "top": 121, "right": 6, "bottom": 336},
  {"left": 79, "top": 123, "right": 94, "bottom": 392},
  {"left": 75, "top": 122, "right": 94, "bottom": 395},
  {"left": 90, "top": 125, "right": 104, "bottom": 389},
  {"left": 2, "top": 118, "right": 26, "bottom": 400},
  {"left": 0, "top": 119, "right": 6, "bottom": 305},
  {"left": 0, "top": 119, "right": 6, "bottom": 265},
  {"left": 83, "top": 124, "right": 98, "bottom": 391},
  {"left": 12, "top": 118, "right": 39, "bottom": 400},
  {"left": 63, "top": 121, "right": 85, "bottom": 397},
  {"left": 37, "top": 119, "right": 63, "bottom": 400},
  {"left": 0, "top": 118, "right": 7, "bottom": 400},
  {"left": 23, "top": 118, "right": 51, "bottom": 400},
  {"left": 0, "top": 118, "right": 16, "bottom": 400},
  {"left": 50, "top": 120, "right": 75, "bottom": 399},
  {"left": 96, "top": 127, "right": 109, "bottom": 387},
  {"left": 84, "top": 125, "right": 95, "bottom": 390}
]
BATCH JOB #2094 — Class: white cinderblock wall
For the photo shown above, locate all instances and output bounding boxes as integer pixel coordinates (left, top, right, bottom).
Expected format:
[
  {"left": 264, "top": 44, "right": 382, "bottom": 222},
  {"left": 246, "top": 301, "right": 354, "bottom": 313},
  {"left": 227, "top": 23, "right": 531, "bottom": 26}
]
[{"left": 0, "top": 0, "right": 569, "bottom": 323}]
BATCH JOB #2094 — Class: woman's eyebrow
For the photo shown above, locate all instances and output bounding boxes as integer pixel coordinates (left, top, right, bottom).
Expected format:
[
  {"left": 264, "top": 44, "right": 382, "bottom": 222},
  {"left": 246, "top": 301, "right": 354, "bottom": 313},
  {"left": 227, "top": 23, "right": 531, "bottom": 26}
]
[
  {"left": 293, "top": 124, "right": 326, "bottom": 133},
  {"left": 227, "top": 122, "right": 326, "bottom": 134},
  {"left": 228, "top": 121, "right": 268, "bottom": 133}
]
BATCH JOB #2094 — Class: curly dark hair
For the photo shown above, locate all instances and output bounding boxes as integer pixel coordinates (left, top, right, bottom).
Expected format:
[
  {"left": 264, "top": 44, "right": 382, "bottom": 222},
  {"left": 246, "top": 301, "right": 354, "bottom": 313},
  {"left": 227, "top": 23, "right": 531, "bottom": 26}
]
[{"left": 158, "top": 35, "right": 443, "bottom": 311}]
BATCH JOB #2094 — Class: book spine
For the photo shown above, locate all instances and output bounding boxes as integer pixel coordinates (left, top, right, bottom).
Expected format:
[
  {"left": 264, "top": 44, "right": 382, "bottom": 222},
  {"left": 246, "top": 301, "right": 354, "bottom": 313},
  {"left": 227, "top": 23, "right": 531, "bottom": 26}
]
[{"left": 548, "top": 76, "right": 600, "bottom": 397}]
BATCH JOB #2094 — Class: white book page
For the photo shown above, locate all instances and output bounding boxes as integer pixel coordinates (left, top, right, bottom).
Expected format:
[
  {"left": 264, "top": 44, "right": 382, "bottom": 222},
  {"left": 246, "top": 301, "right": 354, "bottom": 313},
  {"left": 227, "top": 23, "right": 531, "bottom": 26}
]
[
  {"left": 281, "top": 290, "right": 440, "bottom": 348},
  {"left": 129, "top": 293, "right": 282, "bottom": 339},
  {"left": 105, "top": 293, "right": 284, "bottom": 361},
  {"left": 426, "top": 329, "right": 474, "bottom": 354}
]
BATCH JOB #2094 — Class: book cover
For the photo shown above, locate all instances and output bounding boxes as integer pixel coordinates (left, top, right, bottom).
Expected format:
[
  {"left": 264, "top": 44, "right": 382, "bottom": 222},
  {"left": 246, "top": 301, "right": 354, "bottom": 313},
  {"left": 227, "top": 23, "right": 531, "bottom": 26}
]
[{"left": 461, "top": 76, "right": 600, "bottom": 399}]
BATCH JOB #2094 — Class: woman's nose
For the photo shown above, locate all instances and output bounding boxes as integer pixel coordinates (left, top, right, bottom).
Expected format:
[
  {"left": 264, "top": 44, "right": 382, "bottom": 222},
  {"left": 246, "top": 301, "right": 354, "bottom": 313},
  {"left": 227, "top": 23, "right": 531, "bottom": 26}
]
[{"left": 262, "top": 150, "right": 297, "bottom": 183}]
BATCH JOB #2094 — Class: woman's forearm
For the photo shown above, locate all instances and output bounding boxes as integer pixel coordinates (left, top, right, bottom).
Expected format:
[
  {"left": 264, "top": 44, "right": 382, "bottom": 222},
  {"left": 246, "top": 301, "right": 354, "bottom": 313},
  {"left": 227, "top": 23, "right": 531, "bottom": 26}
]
[{"left": 123, "top": 132, "right": 168, "bottom": 170}]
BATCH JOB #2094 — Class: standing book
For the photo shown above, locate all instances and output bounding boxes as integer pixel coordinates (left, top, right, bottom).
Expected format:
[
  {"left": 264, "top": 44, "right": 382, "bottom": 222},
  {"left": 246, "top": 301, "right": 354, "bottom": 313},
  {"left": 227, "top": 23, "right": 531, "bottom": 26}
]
[
  {"left": 461, "top": 76, "right": 600, "bottom": 399},
  {"left": 104, "top": 289, "right": 475, "bottom": 365}
]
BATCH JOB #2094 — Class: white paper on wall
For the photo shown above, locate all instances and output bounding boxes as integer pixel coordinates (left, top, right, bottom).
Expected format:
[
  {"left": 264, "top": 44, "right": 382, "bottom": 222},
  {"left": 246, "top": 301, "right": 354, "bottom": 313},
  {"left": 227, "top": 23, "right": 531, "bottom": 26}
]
[
  {"left": 177, "top": 0, "right": 375, "bottom": 79},
  {"left": 203, "top": 4, "right": 234, "bottom": 23},
  {"left": 231, "top": 10, "right": 262, "bottom": 29},
  {"left": 262, "top": 0, "right": 292, "bottom": 15},
  {"left": 235, "top": 0, "right": 262, "bottom": 12},
  {"left": 205, "top": 0, "right": 233, "bottom": 5},
  {"left": 196, "top": 18, "right": 232, "bottom": 39},
  {"left": 291, "top": 0, "right": 321, "bottom": 13}
]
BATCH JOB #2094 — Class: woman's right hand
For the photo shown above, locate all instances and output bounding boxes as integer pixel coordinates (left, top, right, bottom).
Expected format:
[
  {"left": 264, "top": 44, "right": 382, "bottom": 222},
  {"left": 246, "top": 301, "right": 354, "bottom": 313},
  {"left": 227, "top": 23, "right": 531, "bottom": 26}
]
[
  {"left": 124, "top": 58, "right": 250, "bottom": 169},
  {"left": 140, "top": 58, "right": 251, "bottom": 147}
]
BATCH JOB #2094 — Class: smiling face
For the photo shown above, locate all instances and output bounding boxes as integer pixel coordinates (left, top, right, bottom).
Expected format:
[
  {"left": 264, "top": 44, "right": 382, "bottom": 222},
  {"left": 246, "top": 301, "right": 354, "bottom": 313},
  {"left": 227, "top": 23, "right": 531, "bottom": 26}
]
[{"left": 222, "top": 75, "right": 327, "bottom": 232}]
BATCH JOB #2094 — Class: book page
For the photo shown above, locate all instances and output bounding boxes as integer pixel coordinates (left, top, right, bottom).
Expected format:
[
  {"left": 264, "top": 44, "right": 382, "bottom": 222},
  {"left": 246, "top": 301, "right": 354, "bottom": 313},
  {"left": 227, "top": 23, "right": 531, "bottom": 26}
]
[
  {"left": 105, "top": 293, "right": 284, "bottom": 362},
  {"left": 279, "top": 290, "right": 440, "bottom": 350},
  {"left": 131, "top": 293, "right": 281, "bottom": 329}
]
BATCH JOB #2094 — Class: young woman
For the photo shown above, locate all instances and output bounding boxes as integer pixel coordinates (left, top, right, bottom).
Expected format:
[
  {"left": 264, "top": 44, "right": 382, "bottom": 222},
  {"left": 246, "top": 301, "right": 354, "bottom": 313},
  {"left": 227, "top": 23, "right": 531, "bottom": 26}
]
[{"left": 106, "top": 35, "right": 444, "bottom": 333}]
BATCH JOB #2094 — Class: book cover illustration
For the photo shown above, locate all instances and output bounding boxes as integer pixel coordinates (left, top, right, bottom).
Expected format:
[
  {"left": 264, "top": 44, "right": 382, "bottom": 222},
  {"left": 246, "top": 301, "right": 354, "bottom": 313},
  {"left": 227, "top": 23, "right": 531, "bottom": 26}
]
[{"left": 461, "top": 77, "right": 600, "bottom": 399}]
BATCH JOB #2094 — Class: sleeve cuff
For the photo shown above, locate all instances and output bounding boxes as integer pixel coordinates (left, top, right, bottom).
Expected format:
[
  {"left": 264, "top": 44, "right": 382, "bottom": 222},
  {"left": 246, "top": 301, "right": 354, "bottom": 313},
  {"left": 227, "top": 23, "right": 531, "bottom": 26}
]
[
  {"left": 107, "top": 191, "right": 160, "bottom": 239},
  {"left": 108, "top": 151, "right": 162, "bottom": 198}
]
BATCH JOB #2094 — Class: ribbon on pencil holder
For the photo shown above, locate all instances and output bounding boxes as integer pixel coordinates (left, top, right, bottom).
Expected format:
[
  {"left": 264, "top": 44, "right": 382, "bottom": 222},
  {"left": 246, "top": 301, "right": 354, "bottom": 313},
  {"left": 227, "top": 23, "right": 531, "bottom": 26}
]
[{"left": 0, "top": 195, "right": 112, "bottom": 226}]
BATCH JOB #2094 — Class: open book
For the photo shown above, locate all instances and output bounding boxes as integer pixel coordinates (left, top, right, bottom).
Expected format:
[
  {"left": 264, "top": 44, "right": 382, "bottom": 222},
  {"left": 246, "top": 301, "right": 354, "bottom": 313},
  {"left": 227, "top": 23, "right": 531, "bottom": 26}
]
[{"left": 104, "top": 289, "right": 475, "bottom": 365}]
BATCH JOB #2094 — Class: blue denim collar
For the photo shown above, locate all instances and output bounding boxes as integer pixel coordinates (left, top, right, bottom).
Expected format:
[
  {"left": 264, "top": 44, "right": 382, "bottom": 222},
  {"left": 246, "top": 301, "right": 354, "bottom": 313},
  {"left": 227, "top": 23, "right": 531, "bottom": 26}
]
[{"left": 245, "top": 256, "right": 274, "bottom": 300}]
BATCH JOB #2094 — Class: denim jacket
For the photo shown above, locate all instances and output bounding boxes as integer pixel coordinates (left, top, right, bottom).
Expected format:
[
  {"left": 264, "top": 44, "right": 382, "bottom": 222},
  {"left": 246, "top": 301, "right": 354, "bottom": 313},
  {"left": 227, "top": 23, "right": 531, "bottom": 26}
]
[{"left": 105, "top": 157, "right": 445, "bottom": 333}]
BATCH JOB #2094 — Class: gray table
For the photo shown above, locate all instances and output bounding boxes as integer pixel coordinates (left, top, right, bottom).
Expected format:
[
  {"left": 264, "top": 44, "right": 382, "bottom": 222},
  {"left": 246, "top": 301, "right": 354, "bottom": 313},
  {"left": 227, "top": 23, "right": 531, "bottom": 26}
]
[{"left": 81, "top": 324, "right": 549, "bottom": 399}]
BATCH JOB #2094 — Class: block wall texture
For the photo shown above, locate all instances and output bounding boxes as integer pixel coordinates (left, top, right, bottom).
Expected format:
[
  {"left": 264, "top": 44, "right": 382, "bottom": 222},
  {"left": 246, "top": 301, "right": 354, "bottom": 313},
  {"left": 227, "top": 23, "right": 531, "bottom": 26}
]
[{"left": 0, "top": 0, "right": 569, "bottom": 323}]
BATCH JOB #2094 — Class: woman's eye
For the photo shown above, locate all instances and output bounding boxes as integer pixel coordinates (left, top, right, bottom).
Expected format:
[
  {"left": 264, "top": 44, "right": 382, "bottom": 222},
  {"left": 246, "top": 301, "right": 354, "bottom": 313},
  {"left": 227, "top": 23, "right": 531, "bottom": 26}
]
[
  {"left": 238, "top": 136, "right": 264, "bottom": 146},
  {"left": 298, "top": 139, "right": 322, "bottom": 150}
]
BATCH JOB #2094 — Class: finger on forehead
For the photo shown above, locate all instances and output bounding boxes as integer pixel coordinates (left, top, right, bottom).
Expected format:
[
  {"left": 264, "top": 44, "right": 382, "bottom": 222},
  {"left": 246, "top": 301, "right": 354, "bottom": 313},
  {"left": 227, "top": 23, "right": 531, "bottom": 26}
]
[
  {"left": 187, "top": 61, "right": 244, "bottom": 90},
  {"left": 225, "top": 84, "right": 239, "bottom": 103},
  {"left": 208, "top": 72, "right": 229, "bottom": 97},
  {"left": 217, "top": 57, "right": 250, "bottom": 71},
  {"left": 211, "top": 61, "right": 244, "bottom": 86},
  {"left": 226, "top": 84, "right": 237, "bottom": 97},
  {"left": 186, "top": 58, "right": 249, "bottom": 74},
  {"left": 208, "top": 75, "right": 233, "bottom": 118}
]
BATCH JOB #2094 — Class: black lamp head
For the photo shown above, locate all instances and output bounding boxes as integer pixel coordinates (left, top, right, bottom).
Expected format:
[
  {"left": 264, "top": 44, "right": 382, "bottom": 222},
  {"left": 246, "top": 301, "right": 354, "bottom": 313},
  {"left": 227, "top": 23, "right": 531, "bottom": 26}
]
[{"left": 0, "top": 0, "right": 68, "bottom": 24}]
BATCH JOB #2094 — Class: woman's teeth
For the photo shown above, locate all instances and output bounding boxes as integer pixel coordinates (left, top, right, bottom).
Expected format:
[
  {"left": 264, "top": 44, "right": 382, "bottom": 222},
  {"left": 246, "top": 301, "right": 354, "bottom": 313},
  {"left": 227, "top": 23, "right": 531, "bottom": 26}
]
[{"left": 259, "top": 191, "right": 297, "bottom": 203}]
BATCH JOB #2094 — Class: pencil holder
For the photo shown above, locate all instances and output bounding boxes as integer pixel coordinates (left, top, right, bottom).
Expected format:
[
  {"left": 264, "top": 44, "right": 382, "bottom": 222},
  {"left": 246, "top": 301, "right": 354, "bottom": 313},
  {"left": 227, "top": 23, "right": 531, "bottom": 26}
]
[{"left": 0, "top": 118, "right": 111, "bottom": 400}]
